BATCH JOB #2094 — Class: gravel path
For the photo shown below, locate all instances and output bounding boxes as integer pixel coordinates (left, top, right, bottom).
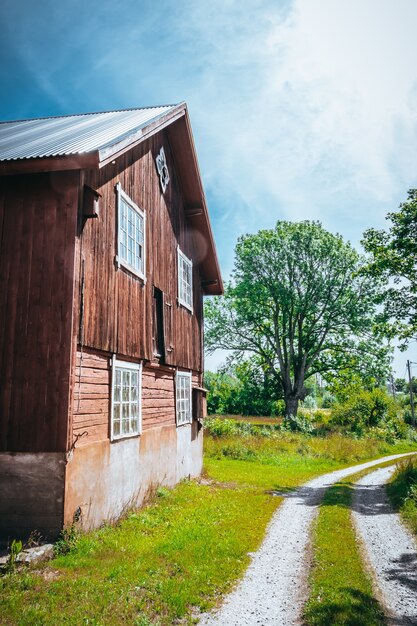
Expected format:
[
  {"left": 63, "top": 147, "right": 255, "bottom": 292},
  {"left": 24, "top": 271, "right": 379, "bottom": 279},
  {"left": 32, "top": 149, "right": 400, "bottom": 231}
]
[
  {"left": 199, "top": 452, "right": 416, "bottom": 626},
  {"left": 352, "top": 464, "right": 417, "bottom": 626}
]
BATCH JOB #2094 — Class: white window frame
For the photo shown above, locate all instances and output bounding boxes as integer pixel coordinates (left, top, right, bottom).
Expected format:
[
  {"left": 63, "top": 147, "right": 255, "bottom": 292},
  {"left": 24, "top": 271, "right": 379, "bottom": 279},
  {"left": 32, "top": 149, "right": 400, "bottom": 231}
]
[
  {"left": 115, "top": 183, "right": 146, "bottom": 281},
  {"left": 177, "top": 246, "right": 193, "bottom": 313},
  {"left": 175, "top": 371, "right": 192, "bottom": 426},
  {"left": 110, "top": 357, "right": 142, "bottom": 441}
]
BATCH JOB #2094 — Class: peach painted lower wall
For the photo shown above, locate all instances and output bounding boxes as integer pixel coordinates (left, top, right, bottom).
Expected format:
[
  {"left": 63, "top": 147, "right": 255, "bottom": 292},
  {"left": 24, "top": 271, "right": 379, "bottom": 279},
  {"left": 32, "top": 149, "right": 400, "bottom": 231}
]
[{"left": 63, "top": 422, "right": 203, "bottom": 530}]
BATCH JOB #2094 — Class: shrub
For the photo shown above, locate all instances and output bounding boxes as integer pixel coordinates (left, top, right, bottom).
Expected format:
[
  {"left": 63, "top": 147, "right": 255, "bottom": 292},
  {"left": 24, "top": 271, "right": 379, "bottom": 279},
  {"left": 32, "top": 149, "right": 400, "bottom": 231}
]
[
  {"left": 321, "top": 391, "right": 336, "bottom": 408},
  {"left": 204, "top": 418, "right": 239, "bottom": 437},
  {"left": 303, "top": 395, "right": 317, "bottom": 409},
  {"left": 283, "top": 410, "right": 314, "bottom": 433},
  {"left": 331, "top": 388, "right": 399, "bottom": 435},
  {"left": 271, "top": 399, "right": 285, "bottom": 417}
]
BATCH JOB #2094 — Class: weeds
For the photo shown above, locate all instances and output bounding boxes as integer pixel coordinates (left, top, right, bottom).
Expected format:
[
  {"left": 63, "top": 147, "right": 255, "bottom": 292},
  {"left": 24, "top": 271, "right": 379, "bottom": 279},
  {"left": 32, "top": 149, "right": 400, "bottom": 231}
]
[
  {"left": 387, "top": 456, "right": 417, "bottom": 535},
  {"left": 53, "top": 524, "right": 79, "bottom": 556},
  {"left": 1, "top": 539, "right": 23, "bottom": 575}
]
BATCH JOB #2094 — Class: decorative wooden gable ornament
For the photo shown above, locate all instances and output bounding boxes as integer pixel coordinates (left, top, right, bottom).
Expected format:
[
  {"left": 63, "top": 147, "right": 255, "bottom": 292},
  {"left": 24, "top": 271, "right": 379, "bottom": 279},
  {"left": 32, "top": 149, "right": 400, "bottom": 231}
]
[{"left": 155, "top": 146, "right": 170, "bottom": 193}]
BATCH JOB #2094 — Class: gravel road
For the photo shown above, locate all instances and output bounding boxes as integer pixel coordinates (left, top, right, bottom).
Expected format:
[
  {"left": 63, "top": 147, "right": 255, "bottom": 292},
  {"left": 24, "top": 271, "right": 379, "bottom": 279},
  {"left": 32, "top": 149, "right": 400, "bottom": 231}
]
[
  {"left": 199, "top": 452, "right": 416, "bottom": 626},
  {"left": 352, "top": 464, "right": 417, "bottom": 626}
]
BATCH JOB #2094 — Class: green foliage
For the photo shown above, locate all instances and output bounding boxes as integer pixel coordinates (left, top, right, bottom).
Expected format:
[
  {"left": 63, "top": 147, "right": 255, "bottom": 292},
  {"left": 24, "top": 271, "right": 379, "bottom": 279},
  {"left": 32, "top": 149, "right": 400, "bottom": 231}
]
[
  {"left": 362, "top": 189, "right": 417, "bottom": 347},
  {"left": 204, "top": 417, "right": 240, "bottom": 437},
  {"left": 204, "top": 370, "right": 241, "bottom": 415},
  {"left": 321, "top": 391, "right": 336, "bottom": 408},
  {"left": 205, "top": 357, "right": 283, "bottom": 416},
  {"left": 53, "top": 524, "right": 80, "bottom": 556},
  {"left": 330, "top": 387, "right": 408, "bottom": 440},
  {"left": 271, "top": 399, "right": 286, "bottom": 416},
  {"left": 205, "top": 220, "right": 389, "bottom": 417},
  {"left": 303, "top": 395, "right": 317, "bottom": 409},
  {"left": 283, "top": 410, "right": 314, "bottom": 433},
  {"left": 2, "top": 539, "right": 23, "bottom": 574},
  {"left": 387, "top": 457, "right": 417, "bottom": 536}
]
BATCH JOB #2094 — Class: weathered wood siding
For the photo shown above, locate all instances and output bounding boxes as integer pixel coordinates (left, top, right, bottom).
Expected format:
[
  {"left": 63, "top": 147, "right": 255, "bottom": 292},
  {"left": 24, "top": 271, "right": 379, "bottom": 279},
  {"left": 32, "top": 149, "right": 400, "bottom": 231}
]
[
  {"left": 72, "top": 348, "right": 200, "bottom": 446},
  {"left": 74, "top": 129, "right": 203, "bottom": 371},
  {"left": 0, "top": 172, "right": 78, "bottom": 452}
]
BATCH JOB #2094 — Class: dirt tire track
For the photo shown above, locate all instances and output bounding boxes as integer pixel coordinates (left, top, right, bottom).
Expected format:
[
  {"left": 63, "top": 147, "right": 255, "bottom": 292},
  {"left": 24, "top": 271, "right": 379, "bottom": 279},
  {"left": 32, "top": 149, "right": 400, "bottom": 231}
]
[{"left": 352, "top": 465, "right": 417, "bottom": 626}]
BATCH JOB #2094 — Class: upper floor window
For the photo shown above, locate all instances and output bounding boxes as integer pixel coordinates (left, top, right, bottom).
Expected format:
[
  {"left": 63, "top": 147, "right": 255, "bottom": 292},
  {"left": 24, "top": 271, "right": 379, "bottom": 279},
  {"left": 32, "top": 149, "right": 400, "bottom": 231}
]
[
  {"left": 111, "top": 358, "right": 142, "bottom": 440},
  {"left": 177, "top": 246, "right": 193, "bottom": 312},
  {"left": 116, "top": 183, "right": 146, "bottom": 280}
]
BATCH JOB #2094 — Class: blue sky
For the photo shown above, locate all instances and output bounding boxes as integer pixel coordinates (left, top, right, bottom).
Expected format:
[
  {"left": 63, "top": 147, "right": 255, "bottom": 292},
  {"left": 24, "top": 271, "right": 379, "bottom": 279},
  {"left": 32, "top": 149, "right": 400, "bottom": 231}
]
[{"left": 1, "top": 0, "right": 417, "bottom": 375}]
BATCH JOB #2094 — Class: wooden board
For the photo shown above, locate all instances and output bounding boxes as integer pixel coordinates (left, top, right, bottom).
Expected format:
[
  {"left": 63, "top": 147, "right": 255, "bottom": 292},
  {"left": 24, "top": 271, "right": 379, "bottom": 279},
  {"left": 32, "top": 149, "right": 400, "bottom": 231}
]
[{"left": 0, "top": 172, "right": 78, "bottom": 452}]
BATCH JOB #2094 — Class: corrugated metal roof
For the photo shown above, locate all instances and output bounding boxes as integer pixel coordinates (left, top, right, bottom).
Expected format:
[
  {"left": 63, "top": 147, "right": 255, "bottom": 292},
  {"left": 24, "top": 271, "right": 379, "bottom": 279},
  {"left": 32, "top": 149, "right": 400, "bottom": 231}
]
[{"left": 0, "top": 105, "right": 180, "bottom": 161}]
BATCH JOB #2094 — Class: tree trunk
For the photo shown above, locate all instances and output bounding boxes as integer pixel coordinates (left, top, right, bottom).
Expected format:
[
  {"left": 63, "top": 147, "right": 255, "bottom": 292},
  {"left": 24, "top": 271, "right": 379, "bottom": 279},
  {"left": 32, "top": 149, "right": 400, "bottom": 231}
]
[{"left": 285, "top": 395, "right": 299, "bottom": 418}]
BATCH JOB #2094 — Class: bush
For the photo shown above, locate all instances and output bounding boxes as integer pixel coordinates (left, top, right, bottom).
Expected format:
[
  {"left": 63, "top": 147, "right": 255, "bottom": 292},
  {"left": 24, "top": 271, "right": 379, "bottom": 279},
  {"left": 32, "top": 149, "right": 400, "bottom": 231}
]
[
  {"left": 204, "top": 418, "right": 239, "bottom": 437},
  {"left": 303, "top": 395, "right": 317, "bottom": 409},
  {"left": 283, "top": 410, "right": 314, "bottom": 433},
  {"left": 331, "top": 388, "right": 399, "bottom": 435},
  {"left": 321, "top": 391, "right": 336, "bottom": 408},
  {"left": 271, "top": 399, "right": 285, "bottom": 417}
]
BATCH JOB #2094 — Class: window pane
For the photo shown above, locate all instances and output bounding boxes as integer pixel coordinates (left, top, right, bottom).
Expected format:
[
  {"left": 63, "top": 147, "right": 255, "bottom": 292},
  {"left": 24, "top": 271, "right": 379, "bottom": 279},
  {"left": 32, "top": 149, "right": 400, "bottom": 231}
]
[
  {"left": 113, "top": 420, "right": 120, "bottom": 436},
  {"left": 118, "top": 192, "right": 145, "bottom": 274}
]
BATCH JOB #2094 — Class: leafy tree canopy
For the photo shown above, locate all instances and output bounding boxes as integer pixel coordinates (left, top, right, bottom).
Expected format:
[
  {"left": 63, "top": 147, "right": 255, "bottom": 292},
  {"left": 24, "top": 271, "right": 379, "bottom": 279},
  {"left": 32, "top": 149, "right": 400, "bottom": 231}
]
[
  {"left": 204, "top": 356, "right": 283, "bottom": 416},
  {"left": 205, "top": 221, "right": 390, "bottom": 417},
  {"left": 362, "top": 189, "right": 417, "bottom": 347}
]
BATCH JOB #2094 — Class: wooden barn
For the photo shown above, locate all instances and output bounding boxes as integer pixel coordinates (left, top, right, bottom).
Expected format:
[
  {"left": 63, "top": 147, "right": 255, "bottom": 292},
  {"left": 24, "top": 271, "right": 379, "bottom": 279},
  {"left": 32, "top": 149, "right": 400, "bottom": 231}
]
[{"left": 0, "top": 103, "right": 223, "bottom": 540}]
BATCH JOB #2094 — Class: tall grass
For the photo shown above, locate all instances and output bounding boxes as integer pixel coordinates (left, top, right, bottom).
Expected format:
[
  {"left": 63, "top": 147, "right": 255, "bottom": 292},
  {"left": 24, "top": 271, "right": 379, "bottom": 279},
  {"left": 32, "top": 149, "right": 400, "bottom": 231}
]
[{"left": 387, "top": 457, "right": 417, "bottom": 535}]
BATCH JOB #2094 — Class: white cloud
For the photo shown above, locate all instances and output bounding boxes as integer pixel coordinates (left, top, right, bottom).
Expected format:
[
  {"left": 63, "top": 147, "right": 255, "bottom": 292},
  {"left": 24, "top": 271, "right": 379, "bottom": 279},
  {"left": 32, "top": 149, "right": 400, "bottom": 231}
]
[{"left": 172, "top": 0, "right": 417, "bottom": 253}]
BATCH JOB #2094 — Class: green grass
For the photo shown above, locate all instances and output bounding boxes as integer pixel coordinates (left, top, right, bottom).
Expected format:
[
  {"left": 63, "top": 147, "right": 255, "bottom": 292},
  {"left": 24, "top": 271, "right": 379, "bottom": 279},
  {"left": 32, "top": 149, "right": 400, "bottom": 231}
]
[
  {"left": 1, "top": 432, "right": 415, "bottom": 625},
  {"left": 387, "top": 456, "right": 417, "bottom": 536},
  {"left": 303, "top": 457, "right": 411, "bottom": 626},
  {"left": 0, "top": 481, "right": 278, "bottom": 625},
  {"left": 205, "top": 431, "right": 417, "bottom": 486}
]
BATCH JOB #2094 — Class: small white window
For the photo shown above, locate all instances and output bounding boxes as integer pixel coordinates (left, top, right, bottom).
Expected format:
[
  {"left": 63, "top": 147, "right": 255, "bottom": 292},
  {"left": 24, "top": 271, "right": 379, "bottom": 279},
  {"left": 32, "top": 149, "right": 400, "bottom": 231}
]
[
  {"left": 111, "top": 358, "right": 142, "bottom": 440},
  {"left": 176, "top": 371, "right": 192, "bottom": 426},
  {"left": 116, "top": 183, "right": 146, "bottom": 280},
  {"left": 177, "top": 247, "right": 193, "bottom": 312}
]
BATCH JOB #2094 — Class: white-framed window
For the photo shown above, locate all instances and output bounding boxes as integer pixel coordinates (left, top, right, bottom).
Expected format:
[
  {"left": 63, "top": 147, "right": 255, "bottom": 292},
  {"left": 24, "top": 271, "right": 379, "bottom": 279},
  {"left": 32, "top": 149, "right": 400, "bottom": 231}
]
[
  {"left": 176, "top": 371, "right": 192, "bottom": 426},
  {"left": 116, "top": 183, "right": 146, "bottom": 280},
  {"left": 177, "top": 246, "right": 193, "bottom": 312},
  {"left": 111, "top": 358, "right": 142, "bottom": 440}
]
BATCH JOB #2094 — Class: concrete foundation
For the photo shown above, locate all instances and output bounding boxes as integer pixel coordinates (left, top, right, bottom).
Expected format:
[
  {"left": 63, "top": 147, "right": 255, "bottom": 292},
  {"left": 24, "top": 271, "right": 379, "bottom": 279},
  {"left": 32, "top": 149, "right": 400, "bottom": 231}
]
[
  {"left": 0, "top": 423, "right": 203, "bottom": 540},
  {"left": 64, "top": 422, "right": 203, "bottom": 531},
  {"left": 0, "top": 452, "right": 66, "bottom": 541}
]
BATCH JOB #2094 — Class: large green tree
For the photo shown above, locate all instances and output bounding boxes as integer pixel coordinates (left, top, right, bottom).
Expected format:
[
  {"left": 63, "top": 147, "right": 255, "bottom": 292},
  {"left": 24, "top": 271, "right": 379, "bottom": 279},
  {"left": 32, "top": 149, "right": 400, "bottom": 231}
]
[
  {"left": 362, "top": 188, "right": 417, "bottom": 347},
  {"left": 205, "top": 221, "right": 389, "bottom": 418}
]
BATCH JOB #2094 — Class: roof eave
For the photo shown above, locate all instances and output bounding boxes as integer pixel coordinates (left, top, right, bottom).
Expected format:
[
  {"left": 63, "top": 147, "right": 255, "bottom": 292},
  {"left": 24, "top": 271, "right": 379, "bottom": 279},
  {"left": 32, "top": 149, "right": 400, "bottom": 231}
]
[{"left": 0, "top": 152, "right": 100, "bottom": 176}]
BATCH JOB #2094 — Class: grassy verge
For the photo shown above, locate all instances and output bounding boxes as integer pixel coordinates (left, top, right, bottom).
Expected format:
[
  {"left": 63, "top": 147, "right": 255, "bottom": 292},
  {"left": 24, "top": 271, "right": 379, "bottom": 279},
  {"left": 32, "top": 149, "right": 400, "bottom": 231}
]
[
  {"left": 386, "top": 456, "right": 417, "bottom": 536},
  {"left": 303, "top": 457, "right": 412, "bottom": 626},
  {"left": 1, "top": 433, "right": 415, "bottom": 625},
  {"left": 0, "top": 481, "right": 278, "bottom": 626}
]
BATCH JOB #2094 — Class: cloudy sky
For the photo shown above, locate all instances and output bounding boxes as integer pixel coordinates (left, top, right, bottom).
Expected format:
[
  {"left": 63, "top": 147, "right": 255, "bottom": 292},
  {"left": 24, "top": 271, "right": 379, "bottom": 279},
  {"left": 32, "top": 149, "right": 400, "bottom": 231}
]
[{"left": 1, "top": 0, "right": 416, "bottom": 374}]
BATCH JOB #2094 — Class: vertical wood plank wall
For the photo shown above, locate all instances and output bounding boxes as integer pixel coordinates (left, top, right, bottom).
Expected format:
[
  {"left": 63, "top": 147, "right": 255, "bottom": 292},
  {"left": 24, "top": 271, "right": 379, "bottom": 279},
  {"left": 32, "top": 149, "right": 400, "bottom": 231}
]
[
  {"left": 71, "top": 128, "right": 205, "bottom": 446},
  {"left": 0, "top": 172, "right": 78, "bottom": 452},
  {"left": 76, "top": 129, "right": 203, "bottom": 368}
]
